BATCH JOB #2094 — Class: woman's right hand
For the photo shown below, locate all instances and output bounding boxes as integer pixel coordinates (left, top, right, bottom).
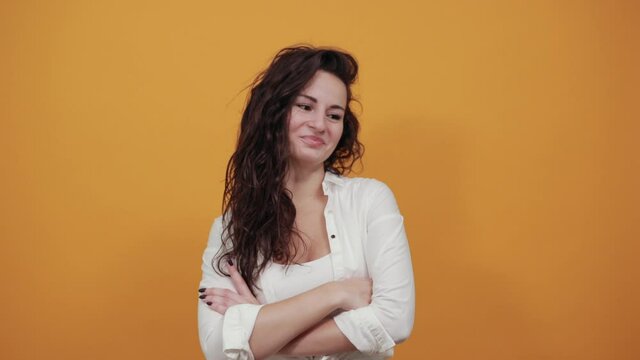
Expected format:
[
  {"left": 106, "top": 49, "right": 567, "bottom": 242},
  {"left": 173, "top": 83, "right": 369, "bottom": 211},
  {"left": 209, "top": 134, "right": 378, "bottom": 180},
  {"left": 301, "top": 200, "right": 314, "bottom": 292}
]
[
  {"left": 199, "top": 260, "right": 260, "bottom": 314},
  {"left": 333, "top": 278, "right": 372, "bottom": 310}
]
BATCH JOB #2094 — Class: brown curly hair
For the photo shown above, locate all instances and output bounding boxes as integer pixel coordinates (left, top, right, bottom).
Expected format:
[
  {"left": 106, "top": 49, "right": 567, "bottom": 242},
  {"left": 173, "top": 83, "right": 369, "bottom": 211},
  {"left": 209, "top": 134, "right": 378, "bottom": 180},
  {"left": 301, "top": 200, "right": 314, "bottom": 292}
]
[{"left": 214, "top": 44, "right": 364, "bottom": 294}]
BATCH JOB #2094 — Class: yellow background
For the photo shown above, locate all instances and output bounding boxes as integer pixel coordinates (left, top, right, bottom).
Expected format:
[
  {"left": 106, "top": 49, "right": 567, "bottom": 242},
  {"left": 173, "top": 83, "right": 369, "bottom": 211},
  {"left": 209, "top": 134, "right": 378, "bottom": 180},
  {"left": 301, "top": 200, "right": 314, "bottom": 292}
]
[{"left": 2, "top": 1, "right": 638, "bottom": 359}]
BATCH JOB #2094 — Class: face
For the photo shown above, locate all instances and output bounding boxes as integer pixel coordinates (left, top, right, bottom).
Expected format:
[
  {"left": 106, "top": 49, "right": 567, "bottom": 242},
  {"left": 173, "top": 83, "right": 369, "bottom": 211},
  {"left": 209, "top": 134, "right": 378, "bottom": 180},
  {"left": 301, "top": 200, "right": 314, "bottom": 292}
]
[{"left": 287, "top": 70, "right": 347, "bottom": 169}]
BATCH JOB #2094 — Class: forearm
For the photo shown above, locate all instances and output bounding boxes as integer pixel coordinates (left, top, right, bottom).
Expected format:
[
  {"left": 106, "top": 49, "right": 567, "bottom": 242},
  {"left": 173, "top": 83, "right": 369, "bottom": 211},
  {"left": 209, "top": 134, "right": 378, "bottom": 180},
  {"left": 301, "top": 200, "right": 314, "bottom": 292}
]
[
  {"left": 278, "top": 317, "right": 356, "bottom": 356},
  {"left": 249, "top": 282, "right": 342, "bottom": 360}
]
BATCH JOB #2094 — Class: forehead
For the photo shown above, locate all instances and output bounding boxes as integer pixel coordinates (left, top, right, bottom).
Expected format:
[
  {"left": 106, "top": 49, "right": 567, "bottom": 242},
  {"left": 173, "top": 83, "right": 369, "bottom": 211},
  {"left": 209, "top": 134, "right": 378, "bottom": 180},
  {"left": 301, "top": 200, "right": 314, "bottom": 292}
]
[{"left": 299, "top": 70, "right": 347, "bottom": 107}]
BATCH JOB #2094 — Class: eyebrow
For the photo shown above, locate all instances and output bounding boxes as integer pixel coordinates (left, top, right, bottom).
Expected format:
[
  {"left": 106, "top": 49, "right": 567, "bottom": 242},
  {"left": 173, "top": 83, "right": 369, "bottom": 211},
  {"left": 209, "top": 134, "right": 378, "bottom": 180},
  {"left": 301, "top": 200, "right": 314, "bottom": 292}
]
[{"left": 298, "top": 94, "right": 345, "bottom": 111}]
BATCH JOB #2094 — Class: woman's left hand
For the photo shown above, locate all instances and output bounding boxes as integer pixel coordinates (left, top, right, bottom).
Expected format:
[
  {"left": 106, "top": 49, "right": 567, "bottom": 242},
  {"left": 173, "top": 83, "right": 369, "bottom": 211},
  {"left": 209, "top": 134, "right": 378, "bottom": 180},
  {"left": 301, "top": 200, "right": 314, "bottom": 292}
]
[{"left": 199, "top": 261, "right": 260, "bottom": 314}]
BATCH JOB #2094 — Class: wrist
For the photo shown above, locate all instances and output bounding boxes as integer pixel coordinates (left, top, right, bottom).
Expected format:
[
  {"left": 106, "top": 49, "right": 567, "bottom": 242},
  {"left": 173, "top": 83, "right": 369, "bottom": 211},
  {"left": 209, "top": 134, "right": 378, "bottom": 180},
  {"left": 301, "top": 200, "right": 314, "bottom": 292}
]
[{"left": 323, "top": 281, "right": 345, "bottom": 310}]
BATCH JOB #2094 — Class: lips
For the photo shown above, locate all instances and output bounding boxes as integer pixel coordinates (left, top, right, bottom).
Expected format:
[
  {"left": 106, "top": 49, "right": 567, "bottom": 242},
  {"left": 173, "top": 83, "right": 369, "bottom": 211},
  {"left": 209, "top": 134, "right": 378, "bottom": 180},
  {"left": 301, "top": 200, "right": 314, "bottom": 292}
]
[{"left": 300, "top": 136, "right": 325, "bottom": 146}]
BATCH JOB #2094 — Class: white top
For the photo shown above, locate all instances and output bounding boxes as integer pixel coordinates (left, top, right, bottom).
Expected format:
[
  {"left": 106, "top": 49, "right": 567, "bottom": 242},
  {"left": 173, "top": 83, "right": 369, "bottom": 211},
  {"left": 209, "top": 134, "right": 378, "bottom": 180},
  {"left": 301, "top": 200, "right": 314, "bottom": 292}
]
[
  {"left": 197, "top": 171, "right": 416, "bottom": 360},
  {"left": 264, "top": 253, "right": 334, "bottom": 302}
]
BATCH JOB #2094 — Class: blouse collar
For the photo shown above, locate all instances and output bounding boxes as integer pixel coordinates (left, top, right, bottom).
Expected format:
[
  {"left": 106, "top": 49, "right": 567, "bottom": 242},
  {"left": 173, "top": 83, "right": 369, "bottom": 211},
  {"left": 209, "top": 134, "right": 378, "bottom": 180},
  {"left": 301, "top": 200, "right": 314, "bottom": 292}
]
[{"left": 322, "top": 170, "right": 345, "bottom": 195}]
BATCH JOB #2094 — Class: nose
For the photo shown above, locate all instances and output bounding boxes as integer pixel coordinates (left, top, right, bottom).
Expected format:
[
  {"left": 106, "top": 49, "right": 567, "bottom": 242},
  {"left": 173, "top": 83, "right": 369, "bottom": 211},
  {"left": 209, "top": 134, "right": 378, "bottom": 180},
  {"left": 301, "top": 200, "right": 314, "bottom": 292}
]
[{"left": 307, "top": 109, "right": 326, "bottom": 132}]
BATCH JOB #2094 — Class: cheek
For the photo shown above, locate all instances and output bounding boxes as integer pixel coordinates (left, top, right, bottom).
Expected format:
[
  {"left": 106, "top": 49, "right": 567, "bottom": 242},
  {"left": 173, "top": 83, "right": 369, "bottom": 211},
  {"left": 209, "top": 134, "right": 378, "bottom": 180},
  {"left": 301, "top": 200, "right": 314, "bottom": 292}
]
[
  {"left": 333, "top": 123, "right": 345, "bottom": 142},
  {"left": 287, "top": 110, "right": 305, "bottom": 133},
  {"left": 286, "top": 113, "right": 298, "bottom": 138}
]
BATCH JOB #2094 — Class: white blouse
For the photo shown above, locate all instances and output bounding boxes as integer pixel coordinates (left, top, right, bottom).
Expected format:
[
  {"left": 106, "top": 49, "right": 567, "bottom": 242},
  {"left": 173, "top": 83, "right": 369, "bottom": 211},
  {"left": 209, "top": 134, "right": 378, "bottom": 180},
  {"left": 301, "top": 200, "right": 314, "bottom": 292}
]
[{"left": 197, "top": 171, "right": 415, "bottom": 360}]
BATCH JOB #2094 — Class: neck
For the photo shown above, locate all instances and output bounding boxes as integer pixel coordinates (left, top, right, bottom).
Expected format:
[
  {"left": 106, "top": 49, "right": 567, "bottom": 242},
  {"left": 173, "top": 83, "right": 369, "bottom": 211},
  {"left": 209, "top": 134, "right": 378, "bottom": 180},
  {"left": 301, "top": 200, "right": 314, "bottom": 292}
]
[{"left": 284, "top": 164, "right": 325, "bottom": 202}]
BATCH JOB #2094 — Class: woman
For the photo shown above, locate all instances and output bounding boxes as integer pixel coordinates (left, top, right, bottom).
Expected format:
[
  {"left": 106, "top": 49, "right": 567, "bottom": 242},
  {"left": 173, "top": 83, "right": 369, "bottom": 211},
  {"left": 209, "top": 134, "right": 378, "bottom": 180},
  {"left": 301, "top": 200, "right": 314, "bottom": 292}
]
[{"left": 197, "top": 45, "right": 415, "bottom": 360}]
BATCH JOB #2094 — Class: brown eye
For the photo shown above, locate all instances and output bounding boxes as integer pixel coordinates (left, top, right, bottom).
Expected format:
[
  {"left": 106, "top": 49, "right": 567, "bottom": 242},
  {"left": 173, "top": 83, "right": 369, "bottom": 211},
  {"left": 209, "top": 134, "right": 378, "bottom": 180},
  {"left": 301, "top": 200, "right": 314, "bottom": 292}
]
[{"left": 297, "top": 104, "right": 312, "bottom": 111}]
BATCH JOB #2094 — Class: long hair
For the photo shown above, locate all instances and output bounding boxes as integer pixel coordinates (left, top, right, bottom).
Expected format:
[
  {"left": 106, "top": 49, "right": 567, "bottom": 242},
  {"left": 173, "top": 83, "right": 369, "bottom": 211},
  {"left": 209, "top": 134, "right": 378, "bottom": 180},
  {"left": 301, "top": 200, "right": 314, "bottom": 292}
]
[{"left": 214, "top": 44, "right": 364, "bottom": 294}]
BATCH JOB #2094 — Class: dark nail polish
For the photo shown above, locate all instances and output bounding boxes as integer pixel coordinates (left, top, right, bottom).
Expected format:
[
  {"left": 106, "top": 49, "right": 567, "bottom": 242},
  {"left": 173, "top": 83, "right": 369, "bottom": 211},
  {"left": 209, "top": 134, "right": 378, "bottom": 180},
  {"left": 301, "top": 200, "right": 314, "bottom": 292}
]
[
  {"left": 206, "top": 302, "right": 212, "bottom": 305},
  {"left": 199, "top": 294, "right": 206, "bottom": 299},
  {"left": 198, "top": 288, "right": 205, "bottom": 293}
]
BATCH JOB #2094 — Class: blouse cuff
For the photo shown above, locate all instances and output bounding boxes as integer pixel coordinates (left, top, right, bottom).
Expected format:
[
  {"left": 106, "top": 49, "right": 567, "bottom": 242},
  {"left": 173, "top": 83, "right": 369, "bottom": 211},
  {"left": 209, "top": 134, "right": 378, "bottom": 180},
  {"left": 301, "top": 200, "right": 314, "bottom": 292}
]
[
  {"left": 222, "top": 303, "right": 264, "bottom": 360},
  {"left": 333, "top": 306, "right": 396, "bottom": 355}
]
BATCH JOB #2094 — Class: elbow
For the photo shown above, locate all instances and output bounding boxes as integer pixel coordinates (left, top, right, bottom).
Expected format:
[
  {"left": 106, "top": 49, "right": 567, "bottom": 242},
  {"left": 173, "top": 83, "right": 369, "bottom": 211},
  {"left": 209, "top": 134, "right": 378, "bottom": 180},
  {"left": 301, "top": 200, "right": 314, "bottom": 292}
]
[
  {"left": 198, "top": 310, "right": 224, "bottom": 360},
  {"left": 199, "top": 330, "right": 223, "bottom": 360},
  {"left": 385, "top": 312, "right": 414, "bottom": 345},
  {"left": 390, "top": 321, "right": 413, "bottom": 345},
  {"left": 374, "top": 302, "right": 415, "bottom": 345}
]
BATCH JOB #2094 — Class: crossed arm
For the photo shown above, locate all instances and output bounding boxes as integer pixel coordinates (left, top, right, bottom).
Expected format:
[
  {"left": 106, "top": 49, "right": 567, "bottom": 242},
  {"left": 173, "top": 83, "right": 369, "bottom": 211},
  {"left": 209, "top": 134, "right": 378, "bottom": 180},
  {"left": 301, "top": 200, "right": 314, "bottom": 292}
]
[
  {"left": 200, "top": 262, "right": 371, "bottom": 358},
  {"left": 197, "top": 180, "right": 415, "bottom": 359}
]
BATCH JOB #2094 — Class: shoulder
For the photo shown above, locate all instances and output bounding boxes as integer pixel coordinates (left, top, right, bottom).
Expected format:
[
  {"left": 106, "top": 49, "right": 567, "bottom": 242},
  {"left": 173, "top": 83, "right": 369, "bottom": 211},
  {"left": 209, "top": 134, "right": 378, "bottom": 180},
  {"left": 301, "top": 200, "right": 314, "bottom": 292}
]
[
  {"left": 206, "top": 213, "right": 232, "bottom": 250},
  {"left": 339, "top": 174, "right": 394, "bottom": 197},
  {"left": 336, "top": 175, "right": 397, "bottom": 210},
  {"left": 339, "top": 176, "right": 402, "bottom": 222}
]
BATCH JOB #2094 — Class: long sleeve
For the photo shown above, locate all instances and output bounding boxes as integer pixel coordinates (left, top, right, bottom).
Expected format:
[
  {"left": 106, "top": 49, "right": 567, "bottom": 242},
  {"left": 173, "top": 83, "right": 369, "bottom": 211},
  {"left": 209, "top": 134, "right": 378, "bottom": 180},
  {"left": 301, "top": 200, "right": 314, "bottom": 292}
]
[
  {"left": 333, "top": 180, "right": 416, "bottom": 355},
  {"left": 198, "top": 216, "right": 264, "bottom": 360}
]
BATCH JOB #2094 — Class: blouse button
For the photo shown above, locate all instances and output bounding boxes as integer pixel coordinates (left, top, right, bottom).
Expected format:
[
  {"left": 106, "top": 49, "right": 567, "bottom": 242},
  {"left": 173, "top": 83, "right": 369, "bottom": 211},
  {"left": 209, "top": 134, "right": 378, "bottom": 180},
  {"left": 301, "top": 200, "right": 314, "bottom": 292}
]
[{"left": 330, "top": 234, "right": 336, "bottom": 239}]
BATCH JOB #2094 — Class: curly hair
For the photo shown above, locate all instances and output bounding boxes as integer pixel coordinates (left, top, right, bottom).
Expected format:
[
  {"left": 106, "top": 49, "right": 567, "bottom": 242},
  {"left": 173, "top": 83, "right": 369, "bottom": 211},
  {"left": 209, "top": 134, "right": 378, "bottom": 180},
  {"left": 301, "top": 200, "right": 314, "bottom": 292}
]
[{"left": 214, "top": 44, "right": 364, "bottom": 294}]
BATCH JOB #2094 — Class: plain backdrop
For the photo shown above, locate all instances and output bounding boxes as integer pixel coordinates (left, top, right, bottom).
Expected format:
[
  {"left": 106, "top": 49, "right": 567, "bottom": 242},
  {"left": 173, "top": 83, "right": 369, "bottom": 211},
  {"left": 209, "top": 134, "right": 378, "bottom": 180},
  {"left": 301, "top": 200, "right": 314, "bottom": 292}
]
[{"left": 1, "top": 1, "right": 638, "bottom": 359}]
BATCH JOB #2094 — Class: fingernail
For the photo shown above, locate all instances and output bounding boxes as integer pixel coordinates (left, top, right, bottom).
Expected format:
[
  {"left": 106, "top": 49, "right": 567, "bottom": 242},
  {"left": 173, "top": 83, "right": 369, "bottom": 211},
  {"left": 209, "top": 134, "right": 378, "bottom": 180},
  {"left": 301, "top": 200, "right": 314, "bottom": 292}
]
[
  {"left": 198, "top": 288, "right": 205, "bottom": 293},
  {"left": 206, "top": 302, "right": 212, "bottom": 305},
  {"left": 199, "top": 294, "right": 206, "bottom": 299},
  {"left": 227, "top": 259, "right": 233, "bottom": 266}
]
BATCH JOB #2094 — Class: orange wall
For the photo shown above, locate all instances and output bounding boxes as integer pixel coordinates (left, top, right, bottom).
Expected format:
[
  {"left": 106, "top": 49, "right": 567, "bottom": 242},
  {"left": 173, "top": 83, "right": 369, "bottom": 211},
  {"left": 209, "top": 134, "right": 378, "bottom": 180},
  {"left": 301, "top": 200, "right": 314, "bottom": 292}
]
[{"left": 1, "top": 1, "right": 638, "bottom": 359}]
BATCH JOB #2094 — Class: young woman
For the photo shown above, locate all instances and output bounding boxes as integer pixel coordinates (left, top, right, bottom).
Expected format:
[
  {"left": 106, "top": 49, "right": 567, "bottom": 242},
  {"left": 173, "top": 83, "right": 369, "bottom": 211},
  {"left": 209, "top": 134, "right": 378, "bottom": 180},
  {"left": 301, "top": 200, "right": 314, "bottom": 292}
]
[{"left": 197, "top": 45, "right": 415, "bottom": 360}]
